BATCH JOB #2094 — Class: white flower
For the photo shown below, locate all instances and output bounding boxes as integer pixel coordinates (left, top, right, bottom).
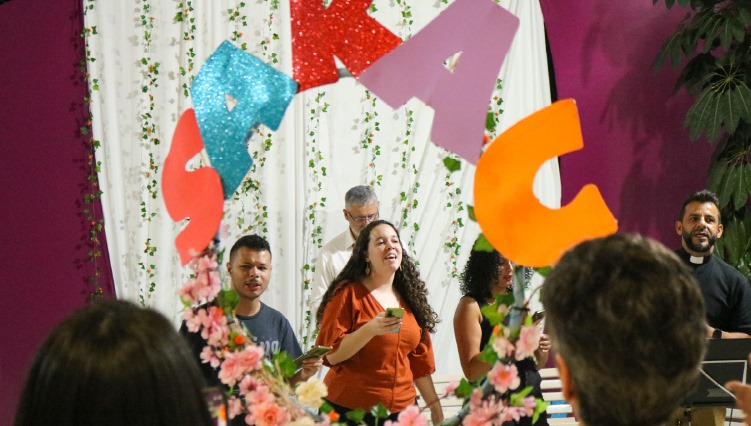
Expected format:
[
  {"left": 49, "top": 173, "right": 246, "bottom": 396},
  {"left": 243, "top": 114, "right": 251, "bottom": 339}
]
[{"left": 295, "top": 378, "right": 328, "bottom": 408}]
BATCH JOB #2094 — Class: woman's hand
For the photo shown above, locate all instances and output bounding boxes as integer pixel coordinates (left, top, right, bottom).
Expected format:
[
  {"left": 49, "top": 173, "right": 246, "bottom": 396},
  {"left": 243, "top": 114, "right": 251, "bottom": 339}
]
[
  {"left": 324, "top": 313, "right": 402, "bottom": 365},
  {"left": 538, "top": 333, "right": 551, "bottom": 353},
  {"left": 298, "top": 357, "right": 323, "bottom": 380},
  {"left": 535, "top": 333, "right": 551, "bottom": 367},
  {"left": 363, "top": 312, "right": 402, "bottom": 336}
]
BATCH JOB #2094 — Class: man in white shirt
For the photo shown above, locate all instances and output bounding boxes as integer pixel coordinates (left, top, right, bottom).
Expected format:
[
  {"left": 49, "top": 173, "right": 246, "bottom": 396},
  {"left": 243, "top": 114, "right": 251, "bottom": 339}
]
[{"left": 310, "top": 185, "right": 379, "bottom": 313}]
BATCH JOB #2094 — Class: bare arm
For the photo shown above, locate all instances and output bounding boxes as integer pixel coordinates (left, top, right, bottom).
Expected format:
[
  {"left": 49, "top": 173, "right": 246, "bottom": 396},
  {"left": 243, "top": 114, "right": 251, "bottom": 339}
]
[
  {"left": 708, "top": 325, "right": 751, "bottom": 339},
  {"left": 325, "top": 313, "right": 401, "bottom": 365},
  {"left": 453, "top": 297, "right": 492, "bottom": 382},
  {"left": 415, "top": 375, "right": 444, "bottom": 425}
]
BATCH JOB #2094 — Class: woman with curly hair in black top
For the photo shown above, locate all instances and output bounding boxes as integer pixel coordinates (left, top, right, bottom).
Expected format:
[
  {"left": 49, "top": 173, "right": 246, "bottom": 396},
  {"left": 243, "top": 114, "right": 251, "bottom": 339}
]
[
  {"left": 315, "top": 220, "right": 443, "bottom": 425},
  {"left": 454, "top": 246, "right": 550, "bottom": 426}
]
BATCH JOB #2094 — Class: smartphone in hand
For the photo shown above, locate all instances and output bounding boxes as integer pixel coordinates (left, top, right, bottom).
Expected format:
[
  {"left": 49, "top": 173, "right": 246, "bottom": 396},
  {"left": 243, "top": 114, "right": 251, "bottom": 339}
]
[
  {"left": 385, "top": 307, "right": 404, "bottom": 318},
  {"left": 532, "top": 310, "right": 545, "bottom": 322},
  {"left": 293, "top": 345, "right": 332, "bottom": 365}
]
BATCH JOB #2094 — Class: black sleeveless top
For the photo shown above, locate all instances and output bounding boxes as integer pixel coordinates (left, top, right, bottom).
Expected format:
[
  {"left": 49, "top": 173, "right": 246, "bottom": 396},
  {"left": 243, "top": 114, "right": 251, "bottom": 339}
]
[{"left": 464, "top": 294, "right": 549, "bottom": 426}]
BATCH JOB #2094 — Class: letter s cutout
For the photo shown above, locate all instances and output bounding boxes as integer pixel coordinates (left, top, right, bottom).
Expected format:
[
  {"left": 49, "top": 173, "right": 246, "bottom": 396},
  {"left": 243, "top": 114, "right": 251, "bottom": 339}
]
[
  {"left": 474, "top": 99, "right": 618, "bottom": 267},
  {"left": 162, "top": 109, "right": 224, "bottom": 265}
]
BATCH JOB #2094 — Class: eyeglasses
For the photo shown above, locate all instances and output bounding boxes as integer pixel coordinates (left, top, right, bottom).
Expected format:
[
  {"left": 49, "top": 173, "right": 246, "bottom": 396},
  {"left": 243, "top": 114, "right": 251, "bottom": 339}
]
[{"left": 346, "top": 210, "right": 379, "bottom": 223}]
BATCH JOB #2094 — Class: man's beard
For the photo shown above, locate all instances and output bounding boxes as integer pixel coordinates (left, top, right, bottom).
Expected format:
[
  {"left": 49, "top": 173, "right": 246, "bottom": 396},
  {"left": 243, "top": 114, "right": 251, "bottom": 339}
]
[{"left": 682, "top": 228, "right": 716, "bottom": 254}]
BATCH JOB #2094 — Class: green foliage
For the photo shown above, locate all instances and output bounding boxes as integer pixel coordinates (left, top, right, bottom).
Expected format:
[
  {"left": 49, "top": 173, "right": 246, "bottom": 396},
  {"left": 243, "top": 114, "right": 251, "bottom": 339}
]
[
  {"left": 443, "top": 156, "right": 462, "bottom": 173},
  {"left": 217, "top": 289, "right": 240, "bottom": 311},
  {"left": 473, "top": 233, "right": 495, "bottom": 252},
  {"left": 655, "top": 0, "right": 751, "bottom": 280}
]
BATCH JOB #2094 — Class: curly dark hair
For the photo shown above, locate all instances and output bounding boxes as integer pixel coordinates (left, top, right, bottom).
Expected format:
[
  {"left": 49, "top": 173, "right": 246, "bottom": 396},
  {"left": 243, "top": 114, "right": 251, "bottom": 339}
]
[
  {"left": 316, "top": 220, "right": 439, "bottom": 334},
  {"left": 460, "top": 248, "right": 506, "bottom": 301}
]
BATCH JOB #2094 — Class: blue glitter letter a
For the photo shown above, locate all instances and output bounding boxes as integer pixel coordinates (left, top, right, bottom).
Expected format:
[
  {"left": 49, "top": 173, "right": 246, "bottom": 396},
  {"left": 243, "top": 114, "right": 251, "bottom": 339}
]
[{"left": 191, "top": 41, "right": 298, "bottom": 198}]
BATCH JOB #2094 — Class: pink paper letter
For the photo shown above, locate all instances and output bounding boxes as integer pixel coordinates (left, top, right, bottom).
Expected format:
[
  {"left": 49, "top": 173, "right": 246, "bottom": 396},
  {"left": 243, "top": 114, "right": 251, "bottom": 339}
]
[{"left": 358, "top": 0, "right": 518, "bottom": 164}]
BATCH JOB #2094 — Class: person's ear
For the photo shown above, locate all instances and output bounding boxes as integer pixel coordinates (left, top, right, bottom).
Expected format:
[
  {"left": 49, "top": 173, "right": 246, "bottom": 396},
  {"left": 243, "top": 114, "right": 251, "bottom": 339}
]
[
  {"left": 556, "top": 353, "right": 575, "bottom": 402},
  {"left": 675, "top": 220, "right": 683, "bottom": 236},
  {"left": 717, "top": 223, "right": 724, "bottom": 238},
  {"left": 226, "top": 261, "right": 232, "bottom": 274}
]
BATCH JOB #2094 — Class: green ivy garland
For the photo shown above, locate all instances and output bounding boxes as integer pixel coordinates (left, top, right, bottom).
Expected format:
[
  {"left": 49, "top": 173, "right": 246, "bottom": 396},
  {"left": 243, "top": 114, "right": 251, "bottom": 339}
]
[
  {"left": 137, "top": 0, "right": 160, "bottom": 306},
  {"left": 174, "top": 1, "right": 196, "bottom": 98},
  {"left": 302, "top": 90, "right": 329, "bottom": 346},
  {"left": 81, "top": 0, "right": 104, "bottom": 301}
]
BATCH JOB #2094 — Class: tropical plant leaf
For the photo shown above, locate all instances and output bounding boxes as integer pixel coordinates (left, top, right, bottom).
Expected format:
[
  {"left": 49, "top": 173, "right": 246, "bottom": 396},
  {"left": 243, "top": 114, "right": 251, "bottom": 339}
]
[
  {"left": 719, "top": 215, "right": 750, "bottom": 266},
  {"left": 655, "top": 27, "right": 690, "bottom": 70},
  {"left": 719, "top": 16, "right": 735, "bottom": 51},
  {"left": 732, "top": 163, "right": 747, "bottom": 210},
  {"left": 678, "top": 53, "right": 717, "bottom": 94},
  {"left": 718, "top": 161, "right": 735, "bottom": 208},
  {"left": 723, "top": 85, "right": 742, "bottom": 135},
  {"left": 707, "top": 160, "right": 728, "bottom": 192},
  {"left": 691, "top": 11, "right": 723, "bottom": 53},
  {"left": 734, "top": 82, "right": 751, "bottom": 125},
  {"left": 686, "top": 87, "right": 723, "bottom": 141},
  {"left": 730, "top": 10, "right": 749, "bottom": 43}
]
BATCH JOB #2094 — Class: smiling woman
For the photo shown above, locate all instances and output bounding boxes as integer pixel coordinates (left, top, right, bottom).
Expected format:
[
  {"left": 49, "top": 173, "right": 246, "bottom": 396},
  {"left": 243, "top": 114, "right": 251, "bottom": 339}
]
[{"left": 315, "top": 220, "right": 443, "bottom": 425}]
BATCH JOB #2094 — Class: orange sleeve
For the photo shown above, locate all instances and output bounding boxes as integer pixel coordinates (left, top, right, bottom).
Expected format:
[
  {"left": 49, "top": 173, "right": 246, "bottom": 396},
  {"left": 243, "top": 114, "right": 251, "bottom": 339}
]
[
  {"left": 315, "top": 286, "right": 356, "bottom": 367},
  {"left": 409, "top": 330, "right": 436, "bottom": 379}
]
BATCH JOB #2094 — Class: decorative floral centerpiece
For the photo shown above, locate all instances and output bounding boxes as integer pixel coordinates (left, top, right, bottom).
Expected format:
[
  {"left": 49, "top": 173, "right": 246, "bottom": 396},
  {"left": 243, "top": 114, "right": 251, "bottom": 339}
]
[
  {"left": 180, "top": 246, "right": 545, "bottom": 426},
  {"left": 442, "top": 264, "right": 549, "bottom": 426},
  {"left": 180, "top": 248, "right": 333, "bottom": 426}
]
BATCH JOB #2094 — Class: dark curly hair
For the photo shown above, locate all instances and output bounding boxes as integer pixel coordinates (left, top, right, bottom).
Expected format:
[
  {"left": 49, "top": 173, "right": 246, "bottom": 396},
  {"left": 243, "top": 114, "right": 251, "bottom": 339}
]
[
  {"left": 460, "top": 248, "right": 507, "bottom": 301},
  {"left": 316, "top": 220, "right": 439, "bottom": 334}
]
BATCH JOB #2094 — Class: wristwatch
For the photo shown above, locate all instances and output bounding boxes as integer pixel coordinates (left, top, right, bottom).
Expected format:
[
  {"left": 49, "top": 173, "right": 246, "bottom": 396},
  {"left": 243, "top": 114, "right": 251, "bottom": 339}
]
[{"left": 712, "top": 328, "right": 722, "bottom": 339}]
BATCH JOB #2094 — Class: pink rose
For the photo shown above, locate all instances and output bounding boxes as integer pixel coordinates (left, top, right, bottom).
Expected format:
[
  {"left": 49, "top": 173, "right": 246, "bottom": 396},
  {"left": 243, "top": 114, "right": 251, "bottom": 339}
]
[{"left": 487, "top": 363, "right": 520, "bottom": 393}]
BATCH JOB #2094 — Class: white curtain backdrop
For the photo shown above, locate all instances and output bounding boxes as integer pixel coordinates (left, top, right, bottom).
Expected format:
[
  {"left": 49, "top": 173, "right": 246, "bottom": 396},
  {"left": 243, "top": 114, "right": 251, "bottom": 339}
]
[{"left": 85, "top": 0, "right": 559, "bottom": 377}]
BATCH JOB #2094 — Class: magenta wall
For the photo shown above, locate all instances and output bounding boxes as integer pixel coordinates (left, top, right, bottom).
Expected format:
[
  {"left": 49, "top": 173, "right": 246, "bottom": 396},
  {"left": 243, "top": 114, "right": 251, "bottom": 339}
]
[
  {"left": 0, "top": 0, "right": 114, "bottom": 421},
  {"left": 540, "top": 0, "right": 714, "bottom": 246}
]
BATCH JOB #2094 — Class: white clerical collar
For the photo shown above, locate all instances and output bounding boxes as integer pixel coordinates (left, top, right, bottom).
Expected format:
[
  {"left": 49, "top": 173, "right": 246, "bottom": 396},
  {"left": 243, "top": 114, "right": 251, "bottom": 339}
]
[{"left": 689, "top": 255, "right": 707, "bottom": 265}]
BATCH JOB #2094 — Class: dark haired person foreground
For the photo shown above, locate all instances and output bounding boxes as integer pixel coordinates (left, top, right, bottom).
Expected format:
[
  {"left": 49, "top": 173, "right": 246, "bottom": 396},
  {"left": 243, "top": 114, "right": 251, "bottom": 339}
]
[
  {"left": 14, "top": 300, "right": 214, "bottom": 426},
  {"left": 454, "top": 247, "right": 550, "bottom": 426},
  {"left": 542, "top": 233, "right": 708, "bottom": 426},
  {"left": 316, "top": 219, "right": 443, "bottom": 425}
]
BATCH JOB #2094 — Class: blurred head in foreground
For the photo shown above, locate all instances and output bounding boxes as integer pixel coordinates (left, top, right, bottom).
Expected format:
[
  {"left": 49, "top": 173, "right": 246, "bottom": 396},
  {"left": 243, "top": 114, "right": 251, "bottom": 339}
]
[
  {"left": 15, "top": 300, "right": 213, "bottom": 426},
  {"left": 542, "top": 233, "right": 707, "bottom": 426}
]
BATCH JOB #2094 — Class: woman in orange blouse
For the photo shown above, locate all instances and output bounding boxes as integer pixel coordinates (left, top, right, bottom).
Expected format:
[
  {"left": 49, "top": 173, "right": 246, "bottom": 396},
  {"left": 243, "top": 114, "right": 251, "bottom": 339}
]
[{"left": 316, "top": 220, "right": 443, "bottom": 425}]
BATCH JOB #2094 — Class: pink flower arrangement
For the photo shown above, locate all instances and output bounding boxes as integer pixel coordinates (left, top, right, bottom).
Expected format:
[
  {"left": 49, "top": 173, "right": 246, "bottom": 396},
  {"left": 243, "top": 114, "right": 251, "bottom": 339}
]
[
  {"left": 181, "top": 250, "right": 330, "bottom": 426},
  {"left": 487, "top": 363, "right": 520, "bottom": 394},
  {"left": 514, "top": 325, "right": 540, "bottom": 361}
]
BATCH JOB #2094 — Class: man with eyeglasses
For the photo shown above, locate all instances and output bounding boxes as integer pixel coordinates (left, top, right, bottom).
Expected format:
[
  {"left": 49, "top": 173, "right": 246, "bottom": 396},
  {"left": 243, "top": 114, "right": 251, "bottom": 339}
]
[{"left": 310, "top": 185, "right": 379, "bottom": 313}]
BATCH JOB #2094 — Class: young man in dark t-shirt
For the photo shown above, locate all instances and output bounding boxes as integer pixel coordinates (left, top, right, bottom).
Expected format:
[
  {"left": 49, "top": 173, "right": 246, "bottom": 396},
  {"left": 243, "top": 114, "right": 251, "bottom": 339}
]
[{"left": 180, "top": 235, "right": 322, "bottom": 389}]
